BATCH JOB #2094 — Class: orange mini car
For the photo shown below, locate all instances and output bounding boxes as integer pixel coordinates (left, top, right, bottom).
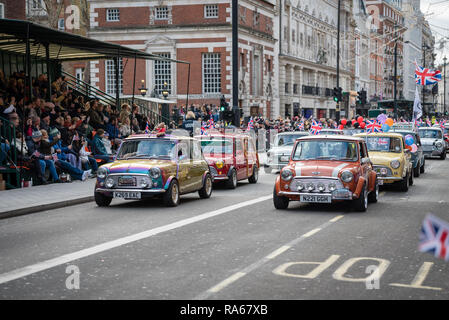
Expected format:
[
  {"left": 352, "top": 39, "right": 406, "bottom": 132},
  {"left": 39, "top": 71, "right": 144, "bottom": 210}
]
[{"left": 273, "top": 135, "right": 378, "bottom": 212}]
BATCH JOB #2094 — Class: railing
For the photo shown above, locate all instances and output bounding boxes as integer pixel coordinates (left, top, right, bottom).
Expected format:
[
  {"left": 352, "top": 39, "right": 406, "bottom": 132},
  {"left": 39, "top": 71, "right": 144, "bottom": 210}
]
[
  {"left": 62, "top": 71, "right": 116, "bottom": 107},
  {"left": 119, "top": 97, "right": 172, "bottom": 126},
  {"left": 0, "top": 116, "right": 19, "bottom": 189}
]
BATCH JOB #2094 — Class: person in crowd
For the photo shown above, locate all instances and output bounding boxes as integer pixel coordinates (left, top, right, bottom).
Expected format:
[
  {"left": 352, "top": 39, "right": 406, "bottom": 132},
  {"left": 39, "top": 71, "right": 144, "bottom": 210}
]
[
  {"left": 92, "top": 129, "right": 110, "bottom": 163},
  {"left": 26, "top": 130, "right": 59, "bottom": 184},
  {"left": 182, "top": 111, "right": 196, "bottom": 136}
]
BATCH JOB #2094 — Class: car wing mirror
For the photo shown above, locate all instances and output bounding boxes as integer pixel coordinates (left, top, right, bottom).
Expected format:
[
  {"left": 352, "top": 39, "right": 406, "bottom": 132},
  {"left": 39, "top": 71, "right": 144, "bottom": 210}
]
[{"left": 361, "top": 157, "right": 371, "bottom": 165}]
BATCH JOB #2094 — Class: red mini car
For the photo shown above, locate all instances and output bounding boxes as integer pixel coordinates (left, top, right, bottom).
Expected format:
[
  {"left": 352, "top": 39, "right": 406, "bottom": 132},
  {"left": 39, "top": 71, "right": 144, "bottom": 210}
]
[
  {"left": 273, "top": 135, "right": 378, "bottom": 212},
  {"left": 196, "top": 132, "right": 260, "bottom": 188}
]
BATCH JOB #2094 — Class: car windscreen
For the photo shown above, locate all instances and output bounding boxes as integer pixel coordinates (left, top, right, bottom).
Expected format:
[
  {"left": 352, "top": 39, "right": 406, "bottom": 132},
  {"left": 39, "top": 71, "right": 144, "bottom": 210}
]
[
  {"left": 200, "top": 138, "right": 233, "bottom": 154},
  {"left": 117, "top": 139, "right": 177, "bottom": 160},
  {"left": 364, "top": 137, "right": 402, "bottom": 153},
  {"left": 292, "top": 140, "right": 358, "bottom": 161},
  {"left": 418, "top": 129, "right": 442, "bottom": 139},
  {"left": 276, "top": 134, "right": 305, "bottom": 146}
]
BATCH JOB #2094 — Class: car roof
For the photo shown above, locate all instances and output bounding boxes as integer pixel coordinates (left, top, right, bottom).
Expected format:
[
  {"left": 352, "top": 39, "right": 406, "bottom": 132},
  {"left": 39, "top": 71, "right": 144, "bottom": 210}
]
[
  {"left": 297, "top": 135, "right": 364, "bottom": 142},
  {"left": 125, "top": 134, "right": 196, "bottom": 141},
  {"left": 354, "top": 132, "right": 404, "bottom": 138},
  {"left": 419, "top": 127, "right": 442, "bottom": 131},
  {"left": 276, "top": 131, "right": 309, "bottom": 135}
]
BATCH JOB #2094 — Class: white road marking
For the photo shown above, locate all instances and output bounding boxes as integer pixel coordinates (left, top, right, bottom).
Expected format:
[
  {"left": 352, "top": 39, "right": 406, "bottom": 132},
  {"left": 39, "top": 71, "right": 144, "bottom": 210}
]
[
  {"left": 390, "top": 262, "right": 442, "bottom": 291},
  {"left": 302, "top": 228, "right": 322, "bottom": 238},
  {"left": 266, "top": 246, "right": 291, "bottom": 260},
  {"left": 194, "top": 214, "right": 345, "bottom": 299},
  {"left": 330, "top": 215, "right": 344, "bottom": 222},
  {"left": 208, "top": 272, "right": 247, "bottom": 293},
  {"left": 0, "top": 195, "right": 273, "bottom": 286}
]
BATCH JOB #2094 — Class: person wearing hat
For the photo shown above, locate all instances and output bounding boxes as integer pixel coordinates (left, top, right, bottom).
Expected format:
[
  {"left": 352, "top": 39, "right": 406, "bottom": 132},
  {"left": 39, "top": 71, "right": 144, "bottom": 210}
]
[{"left": 26, "top": 130, "right": 59, "bottom": 184}]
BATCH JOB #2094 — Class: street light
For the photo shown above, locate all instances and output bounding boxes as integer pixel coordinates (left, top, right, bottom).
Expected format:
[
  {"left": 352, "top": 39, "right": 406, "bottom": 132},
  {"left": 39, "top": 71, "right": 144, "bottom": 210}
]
[
  {"left": 443, "top": 56, "right": 447, "bottom": 115},
  {"left": 139, "top": 80, "right": 147, "bottom": 97}
]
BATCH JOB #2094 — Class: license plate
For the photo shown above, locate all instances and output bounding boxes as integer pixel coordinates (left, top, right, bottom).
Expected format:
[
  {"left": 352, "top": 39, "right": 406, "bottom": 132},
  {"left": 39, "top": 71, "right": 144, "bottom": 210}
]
[
  {"left": 300, "top": 194, "right": 331, "bottom": 203},
  {"left": 378, "top": 180, "right": 384, "bottom": 186},
  {"left": 113, "top": 191, "right": 141, "bottom": 199}
]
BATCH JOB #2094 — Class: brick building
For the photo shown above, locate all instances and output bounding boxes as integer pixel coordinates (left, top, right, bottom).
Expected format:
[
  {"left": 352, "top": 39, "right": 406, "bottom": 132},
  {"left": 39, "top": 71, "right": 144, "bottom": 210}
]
[
  {"left": 1, "top": 0, "right": 26, "bottom": 19},
  {"left": 88, "top": 0, "right": 278, "bottom": 118}
]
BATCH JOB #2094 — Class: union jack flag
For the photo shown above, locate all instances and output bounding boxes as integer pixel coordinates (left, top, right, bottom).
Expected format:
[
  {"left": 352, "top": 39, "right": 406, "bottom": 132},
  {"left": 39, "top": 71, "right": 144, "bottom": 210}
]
[
  {"left": 144, "top": 122, "right": 150, "bottom": 134},
  {"left": 415, "top": 64, "right": 442, "bottom": 86},
  {"left": 297, "top": 121, "right": 304, "bottom": 131},
  {"left": 309, "top": 120, "right": 322, "bottom": 135},
  {"left": 419, "top": 214, "right": 449, "bottom": 261},
  {"left": 366, "top": 120, "right": 382, "bottom": 133},
  {"left": 201, "top": 124, "right": 207, "bottom": 135},
  {"left": 426, "top": 119, "right": 432, "bottom": 127},
  {"left": 247, "top": 117, "right": 255, "bottom": 131}
]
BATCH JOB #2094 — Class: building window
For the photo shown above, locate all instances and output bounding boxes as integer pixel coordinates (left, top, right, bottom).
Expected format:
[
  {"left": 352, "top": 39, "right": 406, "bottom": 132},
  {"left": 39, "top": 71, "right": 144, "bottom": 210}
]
[
  {"left": 202, "top": 53, "right": 221, "bottom": 94},
  {"left": 105, "top": 59, "right": 123, "bottom": 95},
  {"left": 154, "top": 53, "right": 172, "bottom": 95},
  {"left": 0, "top": 3, "right": 4, "bottom": 19},
  {"left": 293, "top": 84, "right": 298, "bottom": 94},
  {"left": 252, "top": 54, "right": 261, "bottom": 96},
  {"left": 107, "top": 8, "right": 120, "bottom": 21},
  {"left": 204, "top": 4, "right": 218, "bottom": 18},
  {"left": 155, "top": 6, "right": 169, "bottom": 20},
  {"left": 58, "top": 18, "right": 65, "bottom": 31},
  {"left": 285, "top": 83, "right": 289, "bottom": 94},
  {"left": 31, "top": 0, "right": 43, "bottom": 10}
]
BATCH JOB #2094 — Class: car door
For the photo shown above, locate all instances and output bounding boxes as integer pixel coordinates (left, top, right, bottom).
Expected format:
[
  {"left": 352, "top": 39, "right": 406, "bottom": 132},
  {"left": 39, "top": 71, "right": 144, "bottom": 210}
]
[
  {"left": 177, "top": 141, "right": 193, "bottom": 194},
  {"left": 235, "top": 138, "right": 246, "bottom": 180},
  {"left": 191, "top": 140, "right": 205, "bottom": 190},
  {"left": 359, "top": 141, "right": 370, "bottom": 183}
]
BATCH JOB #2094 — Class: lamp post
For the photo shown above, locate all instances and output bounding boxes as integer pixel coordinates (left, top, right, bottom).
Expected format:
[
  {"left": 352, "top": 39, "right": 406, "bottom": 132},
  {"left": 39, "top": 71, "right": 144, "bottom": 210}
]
[
  {"left": 443, "top": 56, "right": 447, "bottom": 115},
  {"left": 422, "top": 43, "right": 430, "bottom": 116},
  {"left": 336, "top": 0, "right": 341, "bottom": 123},
  {"left": 139, "top": 80, "right": 147, "bottom": 97},
  {"left": 162, "top": 82, "right": 170, "bottom": 126}
]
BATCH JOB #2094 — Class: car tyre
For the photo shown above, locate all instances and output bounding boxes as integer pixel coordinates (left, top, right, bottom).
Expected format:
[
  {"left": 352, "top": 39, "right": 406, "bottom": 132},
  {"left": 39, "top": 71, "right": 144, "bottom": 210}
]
[
  {"left": 95, "top": 192, "right": 112, "bottom": 207},
  {"left": 420, "top": 159, "right": 425, "bottom": 173},
  {"left": 409, "top": 170, "right": 414, "bottom": 186},
  {"left": 248, "top": 166, "right": 259, "bottom": 184},
  {"left": 273, "top": 186, "right": 289, "bottom": 210},
  {"left": 163, "top": 179, "right": 180, "bottom": 207},
  {"left": 264, "top": 166, "right": 272, "bottom": 174},
  {"left": 440, "top": 151, "right": 446, "bottom": 160},
  {"left": 199, "top": 174, "right": 213, "bottom": 199},
  {"left": 368, "top": 179, "right": 379, "bottom": 203},
  {"left": 226, "top": 169, "right": 237, "bottom": 189},
  {"left": 352, "top": 184, "right": 368, "bottom": 212},
  {"left": 413, "top": 163, "right": 420, "bottom": 177},
  {"left": 399, "top": 172, "right": 409, "bottom": 192}
]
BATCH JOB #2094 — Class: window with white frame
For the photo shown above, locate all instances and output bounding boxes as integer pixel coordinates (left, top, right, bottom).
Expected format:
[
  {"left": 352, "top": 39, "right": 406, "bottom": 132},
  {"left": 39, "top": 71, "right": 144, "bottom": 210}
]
[
  {"left": 154, "top": 53, "right": 172, "bottom": 95},
  {"left": 155, "top": 6, "right": 169, "bottom": 20},
  {"left": 204, "top": 4, "right": 218, "bottom": 18},
  {"left": 105, "top": 59, "right": 123, "bottom": 95},
  {"left": 202, "top": 53, "right": 221, "bottom": 94},
  {"left": 31, "top": 0, "right": 43, "bottom": 10},
  {"left": 107, "top": 8, "right": 120, "bottom": 21},
  {"left": 0, "top": 3, "right": 4, "bottom": 19},
  {"left": 58, "top": 18, "right": 65, "bottom": 31}
]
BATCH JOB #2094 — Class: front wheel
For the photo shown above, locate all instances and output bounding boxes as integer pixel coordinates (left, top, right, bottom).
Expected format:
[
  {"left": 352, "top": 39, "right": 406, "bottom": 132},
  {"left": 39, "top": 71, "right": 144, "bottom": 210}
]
[
  {"left": 226, "top": 169, "right": 237, "bottom": 189},
  {"left": 163, "top": 179, "right": 180, "bottom": 207},
  {"left": 398, "top": 172, "right": 409, "bottom": 192},
  {"left": 413, "top": 163, "right": 420, "bottom": 177},
  {"left": 409, "top": 170, "right": 414, "bottom": 186},
  {"left": 273, "top": 186, "right": 289, "bottom": 209},
  {"left": 441, "top": 152, "right": 446, "bottom": 160},
  {"left": 95, "top": 192, "right": 112, "bottom": 207},
  {"left": 368, "top": 179, "right": 379, "bottom": 203},
  {"left": 420, "top": 159, "right": 425, "bottom": 173},
  {"left": 352, "top": 184, "right": 368, "bottom": 212},
  {"left": 199, "top": 174, "right": 213, "bottom": 199}
]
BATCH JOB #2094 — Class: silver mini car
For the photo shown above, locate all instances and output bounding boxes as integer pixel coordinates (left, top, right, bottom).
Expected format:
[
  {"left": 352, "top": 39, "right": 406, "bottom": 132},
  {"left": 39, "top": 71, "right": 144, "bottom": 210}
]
[{"left": 418, "top": 127, "right": 446, "bottom": 160}]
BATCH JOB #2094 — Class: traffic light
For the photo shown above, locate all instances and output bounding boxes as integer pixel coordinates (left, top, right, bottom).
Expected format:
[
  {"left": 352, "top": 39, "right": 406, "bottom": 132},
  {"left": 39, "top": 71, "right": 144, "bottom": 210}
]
[
  {"left": 360, "top": 89, "right": 367, "bottom": 105},
  {"left": 333, "top": 87, "right": 343, "bottom": 103},
  {"left": 220, "top": 95, "right": 227, "bottom": 112}
]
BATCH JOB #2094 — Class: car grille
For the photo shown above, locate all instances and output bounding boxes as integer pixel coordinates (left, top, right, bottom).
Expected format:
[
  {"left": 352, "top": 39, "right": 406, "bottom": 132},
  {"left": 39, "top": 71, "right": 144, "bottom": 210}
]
[
  {"left": 422, "top": 145, "right": 434, "bottom": 152},
  {"left": 289, "top": 177, "right": 344, "bottom": 193},
  {"left": 373, "top": 166, "right": 393, "bottom": 177},
  {"left": 108, "top": 175, "right": 149, "bottom": 189},
  {"left": 209, "top": 166, "right": 218, "bottom": 177}
]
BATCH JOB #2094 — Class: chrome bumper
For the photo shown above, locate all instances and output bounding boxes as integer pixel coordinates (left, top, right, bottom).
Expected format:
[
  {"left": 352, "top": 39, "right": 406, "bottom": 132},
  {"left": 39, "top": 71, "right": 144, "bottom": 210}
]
[
  {"left": 279, "top": 189, "right": 353, "bottom": 200},
  {"left": 96, "top": 188, "right": 166, "bottom": 193}
]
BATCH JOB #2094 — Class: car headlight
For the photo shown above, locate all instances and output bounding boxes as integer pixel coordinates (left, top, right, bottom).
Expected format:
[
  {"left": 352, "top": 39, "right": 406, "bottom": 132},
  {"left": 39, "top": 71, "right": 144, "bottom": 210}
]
[
  {"left": 149, "top": 167, "right": 161, "bottom": 179},
  {"left": 297, "top": 182, "right": 305, "bottom": 191},
  {"left": 216, "top": 160, "right": 224, "bottom": 169},
  {"left": 140, "top": 177, "right": 151, "bottom": 188},
  {"left": 380, "top": 168, "right": 388, "bottom": 176},
  {"left": 436, "top": 142, "right": 443, "bottom": 149},
  {"left": 306, "top": 182, "right": 315, "bottom": 192},
  {"left": 340, "top": 170, "right": 354, "bottom": 183},
  {"left": 390, "top": 160, "right": 400, "bottom": 169},
  {"left": 97, "top": 167, "right": 108, "bottom": 179},
  {"left": 328, "top": 183, "right": 337, "bottom": 192},
  {"left": 105, "top": 177, "right": 115, "bottom": 188},
  {"left": 280, "top": 169, "right": 294, "bottom": 181},
  {"left": 317, "top": 182, "right": 326, "bottom": 192}
]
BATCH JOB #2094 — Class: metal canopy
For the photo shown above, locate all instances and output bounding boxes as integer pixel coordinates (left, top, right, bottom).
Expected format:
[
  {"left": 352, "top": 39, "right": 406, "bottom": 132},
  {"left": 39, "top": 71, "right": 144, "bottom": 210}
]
[{"left": 0, "top": 19, "right": 189, "bottom": 64}]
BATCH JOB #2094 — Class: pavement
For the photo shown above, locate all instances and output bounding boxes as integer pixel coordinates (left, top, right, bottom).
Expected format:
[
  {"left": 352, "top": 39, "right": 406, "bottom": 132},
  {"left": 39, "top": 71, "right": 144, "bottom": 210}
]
[
  {"left": 0, "top": 156, "right": 448, "bottom": 300},
  {"left": 0, "top": 153, "right": 268, "bottom": 219}
]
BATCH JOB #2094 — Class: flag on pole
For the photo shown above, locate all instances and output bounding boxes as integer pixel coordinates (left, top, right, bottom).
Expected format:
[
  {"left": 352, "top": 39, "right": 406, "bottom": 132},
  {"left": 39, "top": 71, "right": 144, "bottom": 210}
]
[
  {"left": 415, "top": 61, "right": 442, "bottom": 85},
  {"left": 366, "top": 120, "right": 382, "bottom": 133},
  {"left": 309, "top": 120, "right": 322, "bottom": 135}
]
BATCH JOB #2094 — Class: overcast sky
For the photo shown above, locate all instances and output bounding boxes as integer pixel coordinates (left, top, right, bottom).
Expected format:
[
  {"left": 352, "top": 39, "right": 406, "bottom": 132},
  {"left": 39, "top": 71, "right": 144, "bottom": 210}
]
[{"left": 420, "top": 0, "right": 449, "bottom": 65}]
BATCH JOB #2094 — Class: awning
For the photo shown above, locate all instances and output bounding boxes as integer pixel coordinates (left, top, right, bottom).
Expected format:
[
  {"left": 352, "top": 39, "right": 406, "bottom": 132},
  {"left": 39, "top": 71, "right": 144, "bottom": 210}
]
[
  {"left": 121, "top": 95, "right": 177, "bottom": 104},
  {"left": 0, "top": 19, "right": 189, "bottom": 64}
]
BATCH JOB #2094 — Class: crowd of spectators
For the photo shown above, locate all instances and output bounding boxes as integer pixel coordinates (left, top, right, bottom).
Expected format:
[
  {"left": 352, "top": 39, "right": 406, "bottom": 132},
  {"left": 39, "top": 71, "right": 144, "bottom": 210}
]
[{"left": 0, "top": 70, "right": 167, "bottom": 186}]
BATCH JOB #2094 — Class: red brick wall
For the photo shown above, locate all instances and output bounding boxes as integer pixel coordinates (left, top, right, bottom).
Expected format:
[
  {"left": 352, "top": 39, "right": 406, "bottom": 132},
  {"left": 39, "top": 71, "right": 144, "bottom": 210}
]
[
  {"left": 97, "top": 7, "right": 150, "bottom": 27},
  {"left": 172, "top": 4, "right": 229, "bottom": 25},
  {"left": 3, "top": 0, "right": 26, "bottom": 19}
]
